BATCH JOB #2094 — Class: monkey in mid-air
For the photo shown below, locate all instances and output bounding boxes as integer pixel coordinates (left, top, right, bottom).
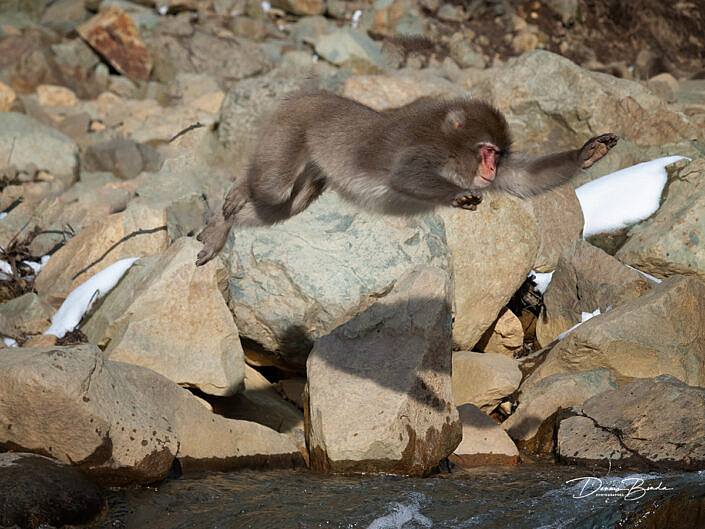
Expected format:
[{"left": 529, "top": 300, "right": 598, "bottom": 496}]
[{"left": 195, "top": 92, "right": 618, "bottom": 266}]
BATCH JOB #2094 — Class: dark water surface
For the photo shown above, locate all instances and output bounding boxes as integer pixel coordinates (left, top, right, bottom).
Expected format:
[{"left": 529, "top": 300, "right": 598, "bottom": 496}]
[{"left": 89, "top": 466, "right": 705, "bottom": 529}]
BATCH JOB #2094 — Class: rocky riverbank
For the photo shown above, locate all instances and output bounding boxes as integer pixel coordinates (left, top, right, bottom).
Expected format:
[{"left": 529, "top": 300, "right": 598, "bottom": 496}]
[{"left": 0, "top": 0, "right": 704, "bottom": 526}]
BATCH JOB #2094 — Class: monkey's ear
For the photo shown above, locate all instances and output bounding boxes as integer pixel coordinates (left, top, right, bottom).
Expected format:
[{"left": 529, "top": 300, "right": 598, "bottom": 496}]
[{"left": 443, "top": 109, "right": 466, "bottom": 133}]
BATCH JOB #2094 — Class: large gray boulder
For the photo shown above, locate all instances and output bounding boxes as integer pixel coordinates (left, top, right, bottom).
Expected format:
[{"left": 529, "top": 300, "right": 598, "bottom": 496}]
[
  {"left": 306, "top": 267, "right": 461, "bottom": 475},
  {"left": 617, "top": 158, "right": 705, "bottom": 281},
  {"left": 439, "top": 193, "right": 540, "bottom": 350},
  {"left": 558, "top": 375, "right": 705, "bottom": 470},
  {"left": 115, "top": 362, "right": 304, "bottom": 472},
  {"left": 222, "top": 191, "right": 450, "bottom": 371},
  {"left": 536, "top": 240, "right": 656, "bottom": 346},
  {"left": 0, "top": 113, "right": 77, "bottom": 185},
  {"left": 471, "top": 50, "right": 703, "bottom": 150},
  {"left": 503, "top": 369, "right": 617, "bottom": 453},
  {"left": 83, "top": 237, "right": 245, "bottom": 397},
  {"left": 0, "top": 345, "right": 178, "bottom": 486},
  {"left": 525, "top": 275, "right": 705, "bottom": 390}
]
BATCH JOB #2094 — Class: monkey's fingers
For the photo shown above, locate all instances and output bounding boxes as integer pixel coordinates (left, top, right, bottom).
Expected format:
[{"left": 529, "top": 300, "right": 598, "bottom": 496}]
[{"left": 580, "top": 133, "right": 619, "bottom": 169}]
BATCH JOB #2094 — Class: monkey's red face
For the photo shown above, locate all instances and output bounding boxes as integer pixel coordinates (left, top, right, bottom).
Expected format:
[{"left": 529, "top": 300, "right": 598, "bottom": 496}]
[{"left": 476, "top": 143, "right": 500, "bottom": 186}]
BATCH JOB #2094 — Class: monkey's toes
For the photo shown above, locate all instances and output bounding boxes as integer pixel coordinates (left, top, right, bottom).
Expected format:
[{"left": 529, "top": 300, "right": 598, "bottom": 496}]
[
  {"left": 581, "top": 133, "right": 619, "bottom": 169},
  {"left": 452, "top": 190, "right": 483, "bottom": 210},
  {"left": 195, "top": 247, "right": 216, "bottom": 266}
]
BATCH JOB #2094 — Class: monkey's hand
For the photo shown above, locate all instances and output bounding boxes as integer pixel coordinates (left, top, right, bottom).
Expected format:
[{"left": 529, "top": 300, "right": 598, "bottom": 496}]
[
  {"left": 579, "top": 133, "right": 619, "bottom": 169},
  {"left": 452, "top": 190, "right": 483, "bottom": 210}
]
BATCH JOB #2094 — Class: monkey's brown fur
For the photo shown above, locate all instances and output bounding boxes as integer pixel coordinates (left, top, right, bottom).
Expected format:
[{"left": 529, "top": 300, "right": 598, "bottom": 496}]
[{"left": 195, "top": 92, "right": 617, "bottom": 266}]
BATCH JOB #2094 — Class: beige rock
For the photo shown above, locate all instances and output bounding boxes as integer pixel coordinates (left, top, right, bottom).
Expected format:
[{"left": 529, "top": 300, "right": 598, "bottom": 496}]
[
  {"left": 557, "top": 416, "right": 628, "bottom": 465},
  {"left": 616, "top": 159, "right": 705, "bottom": 282},
  {"left": 559, "top": 375, "right": 705, "bottom": 469},
  {"left": 208, "top": 365, "right": 305, "bottom": 448},
  {"left": 452, "top": 351, "right": 522, "bottom": 413},
  {"left": 525, "top": 276, "right": 705, "bottom": 389},
  {"left": 115, "top": 362, "right": 304, "bottom": 472},
  {"left": 503, "top": 369, "right": 616, "bottom": 454},
  {"left": 525, "top": 186, "right": 584, "bottom": 272},
  {"left": 82, "top": 237, "right": 245, "bottom": 397},
  {"left": 536, "top": 240, "right": 654, "bottom": 346},
  {"left": 511, "top": 31, "right": 539, "bottom": 54},
  {"left": 647, "top": 72, "right": 678, "bottom": 103},
  {"left": 474, "top": 307, "right": 523, "bottom": 356},
  {"left": 271, "top": 0, "right": 325, "bottom": 15},
  {"left": 439, "top": 193, "right": 540, "bottom": 350},
  {"left": 0, "top": 345, "right": 178, "bottom": 486},
  {"left": 278, "top": 377, "right": 306, "bottom": 409},
  {"left": 34, "top": 203, "right": 168, "bottom": 307},
  {"left": 0, "top": 293, "right": 54, "bottom": 339},
  {"left": 450, "top": 404, "right": 519, "bottom": 467},
  {"left": 37, "top": 84, "right": 78, "bottom": 106},
  {"left": 307, "top": 267, "right": 461, "bottom": 475},
  {"left": 0, "top": 81, "right": 16, "bottom": 111},
  {"left": 22, "top": 334, "right": 58, "bottom": 347},
  {"left": 342, "top": 72, "right": 465, "bottom": 111}
]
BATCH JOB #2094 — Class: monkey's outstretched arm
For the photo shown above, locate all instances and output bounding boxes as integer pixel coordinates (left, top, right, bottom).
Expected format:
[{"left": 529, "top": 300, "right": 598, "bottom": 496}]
[
  {"left": 389, "top": 147, "right": 483, "bottom": 210},
  {"left": 495, "top": 133, "right": 618, "bottom": 197}
]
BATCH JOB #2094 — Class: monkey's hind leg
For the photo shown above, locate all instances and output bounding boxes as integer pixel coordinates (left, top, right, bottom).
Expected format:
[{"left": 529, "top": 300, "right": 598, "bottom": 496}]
[{"left": 195, "top": 211, "right": 234, "bottom": 266}]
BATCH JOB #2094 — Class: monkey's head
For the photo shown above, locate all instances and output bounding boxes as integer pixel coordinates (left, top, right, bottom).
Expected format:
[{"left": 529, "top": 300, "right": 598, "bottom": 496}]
[{"left": 438, "top": 100, "right": 511, "bottom": 190}]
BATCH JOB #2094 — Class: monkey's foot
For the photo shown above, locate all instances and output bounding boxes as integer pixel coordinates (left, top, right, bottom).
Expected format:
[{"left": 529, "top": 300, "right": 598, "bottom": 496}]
[
  {"left": 580, "top": 133, "right": 619, "bottom": 169},
  {"left": 452, "top": 190, "right": 483, "bottom": 210},
  {"left": 195, "top": 213, "right": 232, "bottom": 266}
]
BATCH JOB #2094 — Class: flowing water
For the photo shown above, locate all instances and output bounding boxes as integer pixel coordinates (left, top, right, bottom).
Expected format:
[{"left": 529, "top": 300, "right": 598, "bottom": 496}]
[{"left": 89, "top": 465, "right": 705, "bottom": 529}]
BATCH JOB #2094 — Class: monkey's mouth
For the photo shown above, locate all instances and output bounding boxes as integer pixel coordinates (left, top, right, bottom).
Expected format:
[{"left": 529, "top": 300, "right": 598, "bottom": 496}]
[{"left": 477, "top": 173, "right": 495, "bottom": 185}]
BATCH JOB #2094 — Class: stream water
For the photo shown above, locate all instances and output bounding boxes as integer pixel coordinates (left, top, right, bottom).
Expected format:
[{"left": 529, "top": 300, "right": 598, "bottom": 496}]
[{"left": 88, "top": 465, "right": 704, "bottom": 529}]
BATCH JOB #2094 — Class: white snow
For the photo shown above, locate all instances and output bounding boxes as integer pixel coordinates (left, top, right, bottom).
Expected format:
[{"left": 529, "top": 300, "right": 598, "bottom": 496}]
[
  {"left": 2, "top": 337, "right": 17, "bottom": 347},
  {"left": 529, "top": 270, "right": 554, "bottom": 294},
  {"left": 352, "top": 9, "right": 363, "bottom": 28},
  {"left": 576, "top": 156, "right": 688, "bottom": 238},
  {"left": 0, "top": 260, "right": 11, "bottom": 280},
  {"left": 44, "top": 257, "right": 139, "bottom": 339},
  {"left": 261, "top": 1, "right": 271, "bottom": 12},
  {"left": 625, "top": 264, "right": 662, "bottom": 284},
  {"left": 0, "top": 212, "right": 7, "bottom": 220},
  {"left": 557, "top": 308, "right": 602, "bottom": 340},
  {"left": 156, "top": 4, "right": 167, "bottom": 15}
]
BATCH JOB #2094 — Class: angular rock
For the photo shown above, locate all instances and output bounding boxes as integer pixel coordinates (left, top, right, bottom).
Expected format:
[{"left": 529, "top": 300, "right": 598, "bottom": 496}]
[
  {"left": 536, "top": 240, "right": 655, "bottom": 346},
  {"left": 34, "top": 203, "right": 169, "bottom": 307},
  {"left": 342, "top": 72, "right": 465, "bottom": 111},
  {"left": 558, "top": 375, "right": 705, "bottom": 470},
  {"left": 452, "top": 351, "right": 522, "bottom": 413},
  {"left": 617, "top": 159, "right": 705, "bottom": 282},
  {"left": 78, "top": 4, "right": 152, "bottom": 81},
  {"left": 471, "top": 51, "right": 702, "bottom": 150},
  {"left": 0, "top": 293, "right": 54, "bottom": 339},
  {"left": 115, "top": 362, "right": 304, "bottom": 472},
  {"left": 503, "top": 369, "right": 617, "bottom": 454},
  {"left": 306, "top": 267, "right": 461, "bottom": 475},
  {"left": 526, "top": 276, "right": 705, "bottom": 389},
  {"left": 0, "top": 453, "right": 105, "bottom": 528},
  {"left": 222, "top": 192, "right": 450, "bottom": 371},
  {"left": 557, "top": 416, "right": 631, "bottom": 466},
  {"left": 474, "top": 307, "right": 523, "bottom": 356},
  {"left": 439, "top": 193, "right": 540, "bottom": 350},
  {"left": 150, "top": 17, "right": 271, "bottom": 88},
  {"left": 450, "top": 404, "right": 519, "bottom": 468},
  {"left": 0, "top": 345, "right": 178, "bottom": 486},
  {"left": 207, "top": 364, "right": 305, "bottom": 448},
  {"left": 525, "top": 186, "right": 584, "bottom": 272},
  {"left": 315, "top": 29, "right": 386, "bottom": 72},
  {"left": 83, "top": 237, "right": 245, "bottom": 397},
  {"left": 83, "top": 138, "right": 161, "bottom": 180},
  {"left": 0, "top": 112, "right": 78, "bottom": 190}
]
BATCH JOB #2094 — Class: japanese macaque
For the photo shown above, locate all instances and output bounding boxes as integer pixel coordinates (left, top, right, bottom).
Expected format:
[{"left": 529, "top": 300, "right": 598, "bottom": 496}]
[{"left": 195, "top": 92, "right": 618, "bottom": 266}]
